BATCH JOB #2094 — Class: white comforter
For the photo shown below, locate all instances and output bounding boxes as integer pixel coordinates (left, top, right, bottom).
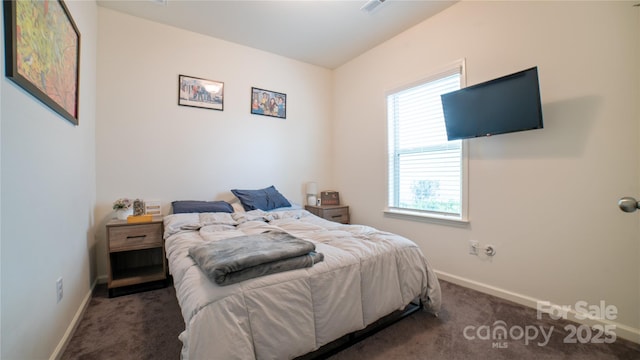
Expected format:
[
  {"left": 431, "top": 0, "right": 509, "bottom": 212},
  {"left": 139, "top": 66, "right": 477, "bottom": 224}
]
[{"left": 164, "top": 209, "right": 441, "bottom": 360}]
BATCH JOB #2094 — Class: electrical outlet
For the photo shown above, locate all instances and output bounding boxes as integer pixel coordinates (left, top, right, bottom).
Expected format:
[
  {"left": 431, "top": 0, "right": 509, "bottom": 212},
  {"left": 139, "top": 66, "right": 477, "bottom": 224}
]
[
  {"left": 56, "top": 277, "right": 63, "bottom": 303},
  {"left": 469, "top": 240, "right": 479, "bottom": 255}
]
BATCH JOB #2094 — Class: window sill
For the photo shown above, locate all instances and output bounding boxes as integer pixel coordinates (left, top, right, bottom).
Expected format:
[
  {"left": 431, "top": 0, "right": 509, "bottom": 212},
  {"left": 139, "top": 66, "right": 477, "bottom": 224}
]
[{"left": 383, "top": 208, "right": 469, "bottom": 227}]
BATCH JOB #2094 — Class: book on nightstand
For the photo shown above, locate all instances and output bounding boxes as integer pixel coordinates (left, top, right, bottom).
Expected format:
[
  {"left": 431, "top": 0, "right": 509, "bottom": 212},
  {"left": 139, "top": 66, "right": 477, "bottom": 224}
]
[{"left": 127, "top": 214, "right": 154, "bottom": 223}]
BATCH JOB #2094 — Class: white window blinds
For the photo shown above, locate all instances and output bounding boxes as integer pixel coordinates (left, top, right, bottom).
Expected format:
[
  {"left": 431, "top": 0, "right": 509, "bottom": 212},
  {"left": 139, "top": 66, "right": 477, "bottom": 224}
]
[{"left": 387, "top": 64, "right": 465, "bottom": 218}]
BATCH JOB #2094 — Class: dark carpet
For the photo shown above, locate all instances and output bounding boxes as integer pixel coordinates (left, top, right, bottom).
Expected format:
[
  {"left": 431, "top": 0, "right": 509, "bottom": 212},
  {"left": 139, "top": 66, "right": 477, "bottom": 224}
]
[
  {"left": 61, "top": 283, "right": 183, "bottom": 360},
  {"left": 62, "top": 280, "right": 640, "bottom": 359}
]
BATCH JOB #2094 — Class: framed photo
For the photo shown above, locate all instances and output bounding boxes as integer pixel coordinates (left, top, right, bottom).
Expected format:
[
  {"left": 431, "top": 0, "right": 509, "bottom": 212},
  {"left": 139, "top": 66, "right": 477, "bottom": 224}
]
[
  {"left": 251, "top": 87, "right": 286, "bottom": 119},
  {"left": 4, "top": 0, "right": 81, "bottom": 125},
  {"left": 178, "top": 74, "right": 224, "bottom": 111}
]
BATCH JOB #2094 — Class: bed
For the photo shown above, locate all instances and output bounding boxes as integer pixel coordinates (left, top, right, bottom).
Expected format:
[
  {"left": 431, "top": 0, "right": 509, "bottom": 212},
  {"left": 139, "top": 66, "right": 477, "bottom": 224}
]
[{"left": 164, "top": 200, "right": 441, "bottom": 359}]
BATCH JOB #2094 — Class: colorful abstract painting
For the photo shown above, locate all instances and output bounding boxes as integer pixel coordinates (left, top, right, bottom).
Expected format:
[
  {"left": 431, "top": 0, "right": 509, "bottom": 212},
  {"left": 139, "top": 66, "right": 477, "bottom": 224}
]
[{"left": 4, "top": 0, "right": 80, "bottom": 125}]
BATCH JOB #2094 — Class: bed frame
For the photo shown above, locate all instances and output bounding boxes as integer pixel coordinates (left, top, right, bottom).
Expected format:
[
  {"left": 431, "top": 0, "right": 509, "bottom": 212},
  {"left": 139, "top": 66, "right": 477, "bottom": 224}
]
[{"left": 295, "top": 300, "right": 424, "bottom": 359}]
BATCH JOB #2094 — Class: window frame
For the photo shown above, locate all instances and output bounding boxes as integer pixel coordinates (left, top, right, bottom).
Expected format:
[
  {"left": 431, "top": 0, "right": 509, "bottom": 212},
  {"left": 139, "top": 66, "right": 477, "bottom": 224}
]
[{"left": 384, "top": 60, "right": 469, "bottom": 224}]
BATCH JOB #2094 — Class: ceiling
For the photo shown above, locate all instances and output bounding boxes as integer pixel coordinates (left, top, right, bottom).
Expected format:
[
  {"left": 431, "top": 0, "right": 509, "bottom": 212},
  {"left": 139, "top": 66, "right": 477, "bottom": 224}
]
[{"left": 97, "top": 0, "right": 457, "bottom": 69}]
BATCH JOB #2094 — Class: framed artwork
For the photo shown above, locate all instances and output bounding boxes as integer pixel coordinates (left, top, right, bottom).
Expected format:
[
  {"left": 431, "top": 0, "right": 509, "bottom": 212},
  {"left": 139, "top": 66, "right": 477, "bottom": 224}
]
[
  {"left": 4, "top": 0, "right": 81, "bottom": 125},
  {"left": 178, "top": 74, "right": 224, "bottom": 111},
  {"left": 251, "top": 87, "right": 286, "bottom": 119}
]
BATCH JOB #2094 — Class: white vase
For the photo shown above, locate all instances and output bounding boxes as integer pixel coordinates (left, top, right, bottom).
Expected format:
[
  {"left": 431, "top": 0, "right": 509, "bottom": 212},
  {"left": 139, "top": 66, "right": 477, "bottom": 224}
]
[{"left": 116, "top": 208, "right": 133, "bottom": 220}]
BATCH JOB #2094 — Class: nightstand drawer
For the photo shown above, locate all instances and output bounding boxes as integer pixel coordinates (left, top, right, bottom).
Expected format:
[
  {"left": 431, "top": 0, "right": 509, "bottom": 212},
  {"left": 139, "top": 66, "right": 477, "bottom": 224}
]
[
  {"left": 322, "top": 208, "right": 349, "bottom": 224},
  {"left": 305, "top": 204, "right": 350, "bottom": 224},
  {"left": 108, "top": 223, "right": 162, "bottom": 251}
]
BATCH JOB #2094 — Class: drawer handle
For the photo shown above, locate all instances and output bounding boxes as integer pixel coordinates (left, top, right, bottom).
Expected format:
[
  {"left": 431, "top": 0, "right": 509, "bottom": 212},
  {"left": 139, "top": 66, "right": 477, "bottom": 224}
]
[
  {"left": 331, "top": 215, "right": 342, "bottom": 218},
  {"left": 126, "top": 235, "right": 147, "bottom": 239}
]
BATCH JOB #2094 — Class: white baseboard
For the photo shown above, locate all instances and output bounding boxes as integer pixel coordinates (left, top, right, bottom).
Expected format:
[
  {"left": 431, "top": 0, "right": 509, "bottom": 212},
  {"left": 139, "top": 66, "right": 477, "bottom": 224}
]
[
  {"left": 435, "top": 270, "right": 640, "bottom": 345},
  {"left": 49, "top": 278, "right": 97, "bottom": 360}
]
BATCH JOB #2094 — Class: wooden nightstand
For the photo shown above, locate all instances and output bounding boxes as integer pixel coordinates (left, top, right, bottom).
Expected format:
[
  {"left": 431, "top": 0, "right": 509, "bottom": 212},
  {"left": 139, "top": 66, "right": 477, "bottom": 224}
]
[
  {"left": 305, "top": 205, "right": 350, "bottom": 224},
  {"left": 106, "top": 218, "right": 166, "bottom": 297}
]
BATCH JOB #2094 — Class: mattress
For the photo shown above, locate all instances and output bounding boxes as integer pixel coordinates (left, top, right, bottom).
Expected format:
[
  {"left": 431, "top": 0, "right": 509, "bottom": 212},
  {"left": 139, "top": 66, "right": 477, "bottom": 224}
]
[{"left": 164, "top": 208, "right": 441, "bottom": 359}]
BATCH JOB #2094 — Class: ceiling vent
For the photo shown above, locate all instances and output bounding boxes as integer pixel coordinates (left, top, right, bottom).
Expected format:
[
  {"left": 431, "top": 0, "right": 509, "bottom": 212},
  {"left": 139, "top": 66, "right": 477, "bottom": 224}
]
[{"left": 360, "top": 0, "right": 387, "bottom": 14}]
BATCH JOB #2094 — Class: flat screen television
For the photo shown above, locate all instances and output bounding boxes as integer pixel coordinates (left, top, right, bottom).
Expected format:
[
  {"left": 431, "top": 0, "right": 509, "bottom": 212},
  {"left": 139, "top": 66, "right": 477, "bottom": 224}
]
[{"left": 441, "top": 66, "right": 543, "bottom": 140}]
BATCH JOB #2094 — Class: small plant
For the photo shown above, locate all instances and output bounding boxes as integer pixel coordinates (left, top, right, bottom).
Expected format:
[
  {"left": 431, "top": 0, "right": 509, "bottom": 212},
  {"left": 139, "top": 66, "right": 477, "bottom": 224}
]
[{"left": 112, "top": 198, "right": 132, "bottom": 211}]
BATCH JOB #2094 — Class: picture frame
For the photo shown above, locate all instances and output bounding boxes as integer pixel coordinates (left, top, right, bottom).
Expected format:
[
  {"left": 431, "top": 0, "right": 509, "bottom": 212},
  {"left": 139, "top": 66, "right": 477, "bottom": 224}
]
[
  {"left": 178, "top": 74, "right": 224, "bottom": 111},
  {"left": 251, "top": 87, "right": 286, "bottom": 119},
  {"left": 4, "top": 0, "right": 81, "bottom": 125},
  {"left": 320, "top": 191, "right": 340, "bottom": 205},
  {"left": 144, "top": 200, "right": 162, "bottom": 217}
]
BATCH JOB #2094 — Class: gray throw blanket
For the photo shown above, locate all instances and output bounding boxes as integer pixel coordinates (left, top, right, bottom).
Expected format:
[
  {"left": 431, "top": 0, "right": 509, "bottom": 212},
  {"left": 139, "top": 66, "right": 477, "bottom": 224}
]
[{"left": 189, "top": 230, "right": 324, "bottom": 286}]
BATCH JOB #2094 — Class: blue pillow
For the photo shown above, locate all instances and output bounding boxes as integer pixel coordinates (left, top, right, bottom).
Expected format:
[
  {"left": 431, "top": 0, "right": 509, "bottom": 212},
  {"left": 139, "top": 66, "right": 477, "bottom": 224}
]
[
  {"left": 172, "top": 200, "right": 234, "bottom": 214},
  {"left": 231, "top": 186, "right": 292, "bottom": 211}
]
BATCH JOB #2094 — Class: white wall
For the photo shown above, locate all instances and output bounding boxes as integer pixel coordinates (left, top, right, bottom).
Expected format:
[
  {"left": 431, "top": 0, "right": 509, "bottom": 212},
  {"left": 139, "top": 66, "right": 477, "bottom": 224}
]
[
  {"left": 96, "top": 8, "right": 333, "bottom": 279},
  {"left": 334, "top": 1, "right": 639, "bottom": 340},
  {"left": 0, "top": 1, "right": 97, "bottom": 358}
]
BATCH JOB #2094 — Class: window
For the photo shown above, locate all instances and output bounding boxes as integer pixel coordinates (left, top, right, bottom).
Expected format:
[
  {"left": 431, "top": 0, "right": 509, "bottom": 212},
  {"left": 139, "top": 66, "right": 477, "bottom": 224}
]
[{"left": 387, "top": 62, "right": 467, "bottom": 221}]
